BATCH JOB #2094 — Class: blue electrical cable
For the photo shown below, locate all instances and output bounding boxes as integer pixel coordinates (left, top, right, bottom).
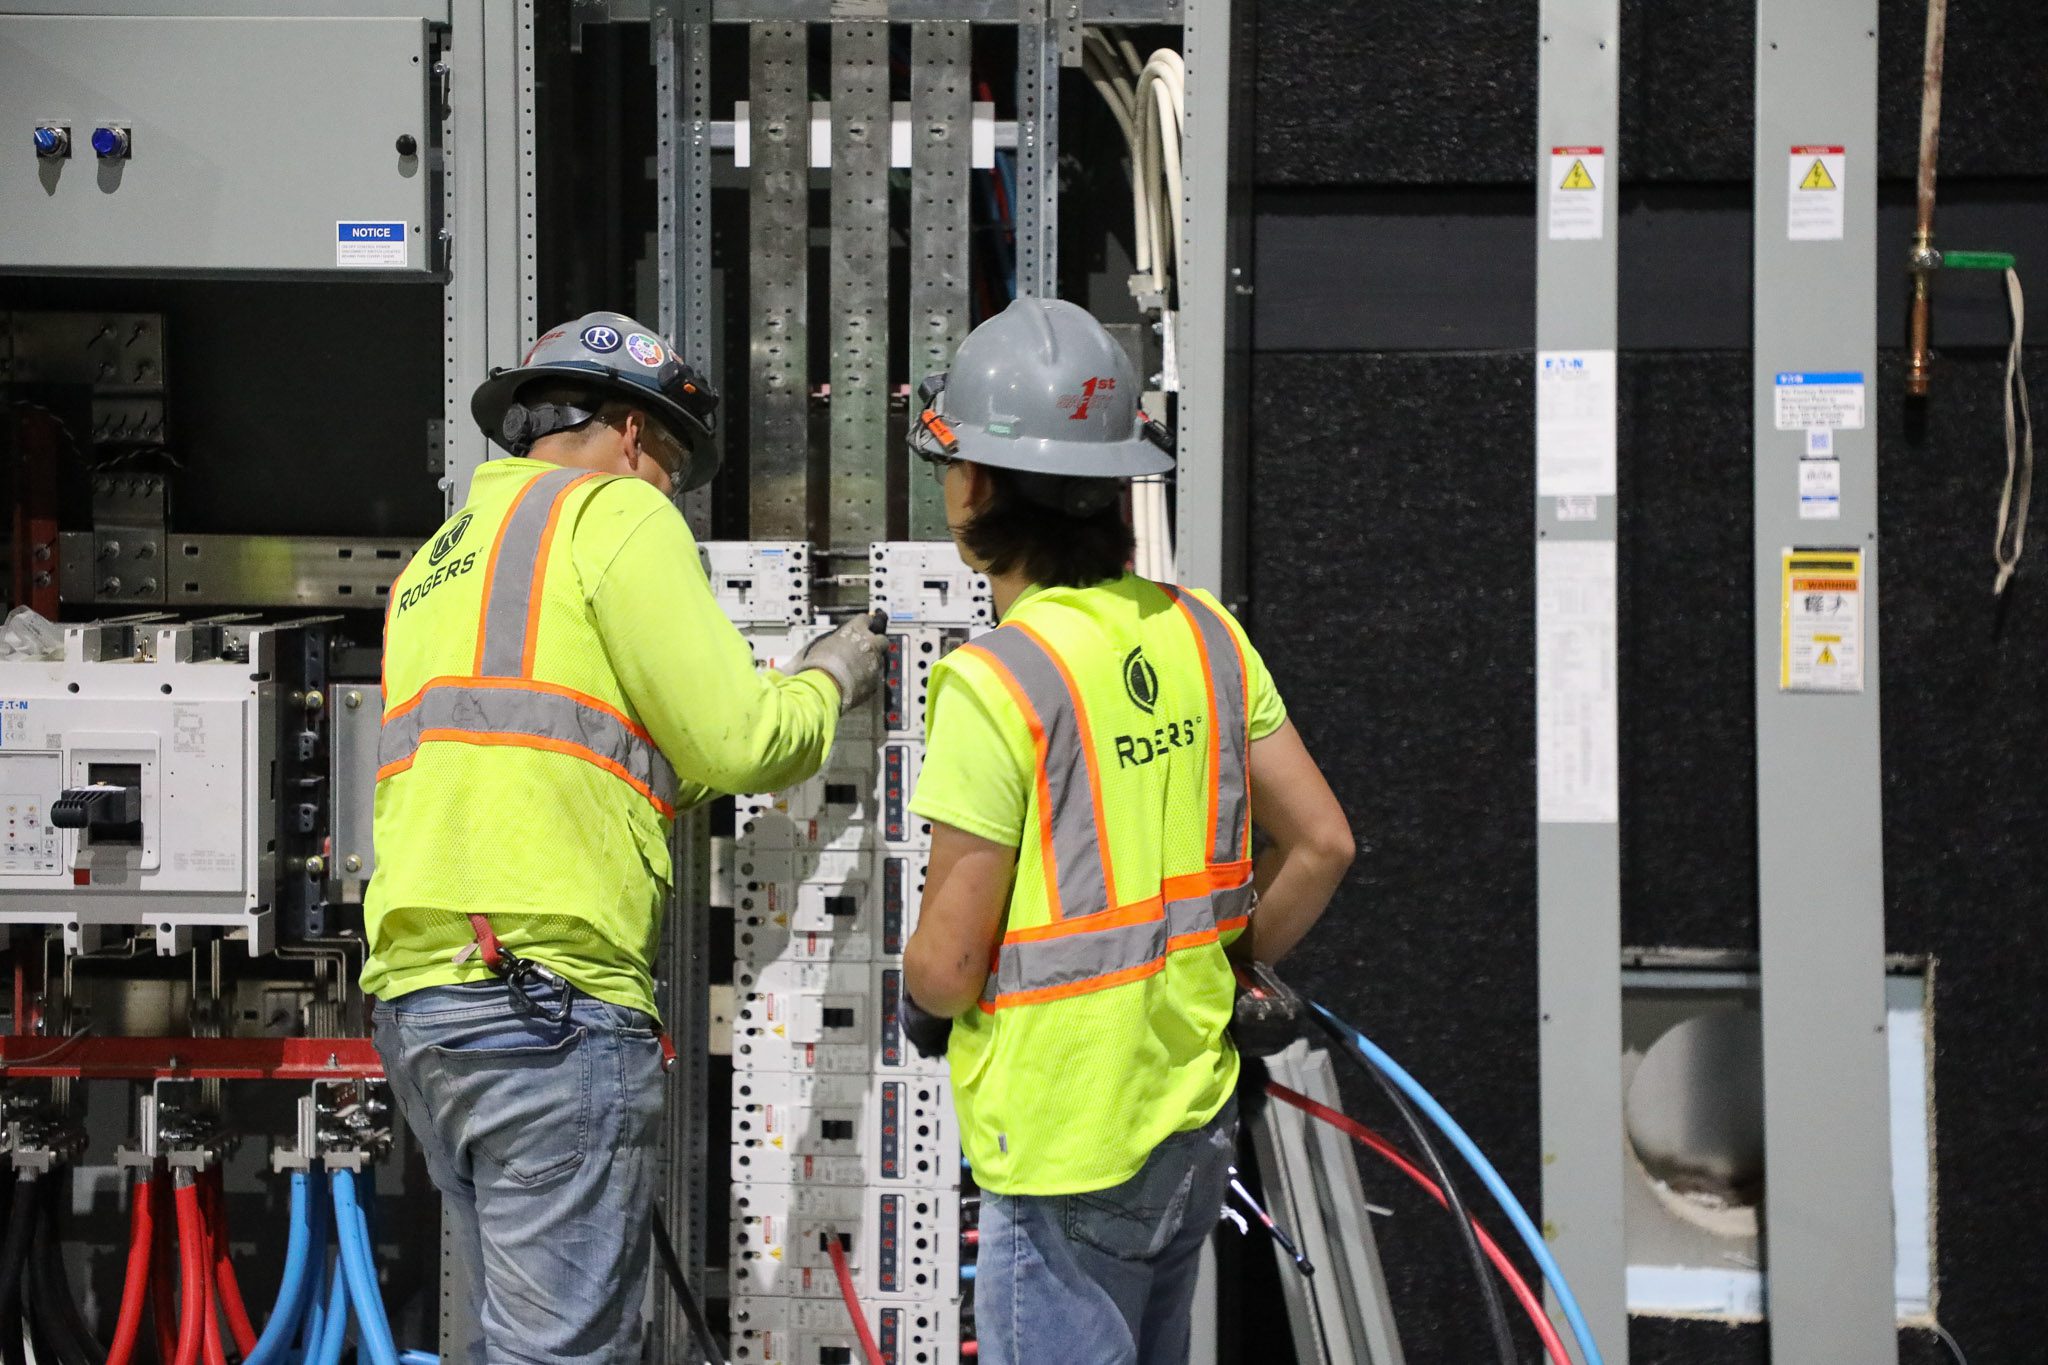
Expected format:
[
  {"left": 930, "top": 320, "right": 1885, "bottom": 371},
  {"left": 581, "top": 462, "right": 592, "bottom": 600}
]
[
  {"left": 243, "top": 1170, "right": 315, "bottom": 1365},
  {"left": 331, "top": 1169, "right": 400, "bottom": 1365},
  {"left": 399, "top": 1353, "right": 441, "bottom": 1365},
  {"left": 1310, "top": 1001, "right": 1604, "bottom": 1365},
  {"left": 313, "top": 1252, "right": 349, "bottom": 1365},
  {"left": 294, "top": 1171, "right": 331, "bottom": 1365}
]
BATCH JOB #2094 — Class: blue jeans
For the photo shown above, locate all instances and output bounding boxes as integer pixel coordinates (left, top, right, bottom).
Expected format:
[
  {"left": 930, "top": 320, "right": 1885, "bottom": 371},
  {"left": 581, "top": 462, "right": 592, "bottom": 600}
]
[
  {"left": 372, "top": 981, "right": 665, "bottom": 1365},
  {"left": 974, "top": 1100, "right": 1237, "bottom": 1365}
]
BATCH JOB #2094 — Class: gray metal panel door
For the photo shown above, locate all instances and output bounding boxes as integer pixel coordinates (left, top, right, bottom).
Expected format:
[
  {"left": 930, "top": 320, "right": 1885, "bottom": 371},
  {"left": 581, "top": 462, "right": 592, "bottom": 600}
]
[{"left": 0, "top": 16, "right": 435, "bottom": 275}]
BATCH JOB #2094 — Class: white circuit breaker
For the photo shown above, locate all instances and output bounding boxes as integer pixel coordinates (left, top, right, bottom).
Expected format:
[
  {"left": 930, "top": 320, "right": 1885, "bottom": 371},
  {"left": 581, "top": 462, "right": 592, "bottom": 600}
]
[
  {"left": 0, "top": 619, "right": 329, "bottom": 954},
  {"left": 721, "top": 542, "right": 992, "bottom": 1365}
]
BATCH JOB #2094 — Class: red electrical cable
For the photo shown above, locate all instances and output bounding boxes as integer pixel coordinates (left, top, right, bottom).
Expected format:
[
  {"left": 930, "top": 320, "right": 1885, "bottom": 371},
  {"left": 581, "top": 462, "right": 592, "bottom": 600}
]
[
  {"left": 825, "top": 1233, "right": 884, "bottom": 1365},
  {"left": 171, "top": 1176, "right": 207, "bottom": 1365},
  {"left": 1265, "top": 1082, "right": 1573, "bottom": 1365},
  {"left": 150, "top": 1173, "right": 178, "bottom": 1365},
  {"left": 104, "top": 1172, "right": 155, "bottom": 1365},
  {"left": 202, "top": 1167, "right": 258, "bottom": 1356}
]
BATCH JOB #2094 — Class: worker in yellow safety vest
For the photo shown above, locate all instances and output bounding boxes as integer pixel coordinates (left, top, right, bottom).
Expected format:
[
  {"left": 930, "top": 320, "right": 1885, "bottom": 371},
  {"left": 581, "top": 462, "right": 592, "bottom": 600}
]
[
  {"left": 902, "top": 299, "right": 1356, "bottom": 1365},
  {"left": 363, "top": 312, "right": 887, "bottom": 1365}
]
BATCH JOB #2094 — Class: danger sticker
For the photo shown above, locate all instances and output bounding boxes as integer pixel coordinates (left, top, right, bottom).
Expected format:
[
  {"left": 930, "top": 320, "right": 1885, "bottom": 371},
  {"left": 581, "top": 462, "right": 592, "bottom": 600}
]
[
  {"left": 1787, "top": 146, "right": 1846, "bottom": 241},
  {"left": 1548, "top": 146, "right": 1605, "bottom": 241}
]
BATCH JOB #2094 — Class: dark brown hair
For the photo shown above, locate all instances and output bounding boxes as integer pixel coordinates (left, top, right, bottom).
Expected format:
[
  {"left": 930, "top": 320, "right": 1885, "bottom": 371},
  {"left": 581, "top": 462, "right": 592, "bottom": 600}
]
[{"left": 958, "top": 465, "right": 1133, "bottom": 588}]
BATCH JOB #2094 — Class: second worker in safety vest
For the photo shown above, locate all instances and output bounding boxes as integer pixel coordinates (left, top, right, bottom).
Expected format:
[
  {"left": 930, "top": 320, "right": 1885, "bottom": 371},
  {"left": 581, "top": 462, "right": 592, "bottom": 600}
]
[
  {"left": 903, "top": 300, "right": 1356, "bottom": 1365},
  {"left": 363, "top": 312, "right": 887, "bottom": 1365}
]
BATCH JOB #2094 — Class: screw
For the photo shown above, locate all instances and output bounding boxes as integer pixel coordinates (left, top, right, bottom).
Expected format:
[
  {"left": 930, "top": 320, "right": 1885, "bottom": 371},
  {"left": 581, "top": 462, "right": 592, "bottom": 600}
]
[
  {"left": 305, "top": 855, "right": 326, "bottom": 878},
  {"left": 344, "top": 691, "right": 363, "bottom": 710},
  {"left": 102, "top": 576, "right": 123, "bottom": 594},
  {"left": 344, "top": 854, "right": 363, "bottom": 874},
  {"left": 304, "top": 691, "right": 324, "bottom": 714}
]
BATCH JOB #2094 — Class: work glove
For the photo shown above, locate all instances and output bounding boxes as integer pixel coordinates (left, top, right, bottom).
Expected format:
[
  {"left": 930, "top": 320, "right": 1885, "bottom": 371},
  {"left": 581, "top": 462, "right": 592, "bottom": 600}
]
[
  {"left": 1229, "top": 960, "right": 1303, "bottom": 1058},
  {"left": 899, "top": 990, "right": 953, "bottom": 1060},
  {"left": 793, "top": 610, "right": 889, "bottom": 712}
]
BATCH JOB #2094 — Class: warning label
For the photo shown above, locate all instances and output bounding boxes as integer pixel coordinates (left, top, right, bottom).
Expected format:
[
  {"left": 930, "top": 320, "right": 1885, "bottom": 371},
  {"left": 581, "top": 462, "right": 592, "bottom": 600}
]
[
  {"left": 1787, "top": 146, "right": 1846, "bottom": 241},
  {"left": 1548, "top": 146, "right": 1605, "bottom": 241},
  {"left": 1775, "top": 372, "right": 1866, "bottom": 431},
  {"left": 1780, "top": 549, "right": 1863, "bottom": 693}
]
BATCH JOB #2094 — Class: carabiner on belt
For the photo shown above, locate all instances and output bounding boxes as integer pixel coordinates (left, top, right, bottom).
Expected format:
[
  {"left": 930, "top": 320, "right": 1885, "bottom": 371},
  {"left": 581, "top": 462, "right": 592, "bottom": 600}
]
[{"left": 463, "top": 913, "right": 578, "bottom": 1025}]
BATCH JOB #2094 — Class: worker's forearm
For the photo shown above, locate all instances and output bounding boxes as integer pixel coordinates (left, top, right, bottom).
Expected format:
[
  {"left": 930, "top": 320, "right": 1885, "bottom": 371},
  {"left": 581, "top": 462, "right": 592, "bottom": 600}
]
[
  {"left": 903, "top": 936, "right": 986, "bottom": 1019},
  {"left": 1243, "top": 842, "right": 1351, "bottom": 964}
]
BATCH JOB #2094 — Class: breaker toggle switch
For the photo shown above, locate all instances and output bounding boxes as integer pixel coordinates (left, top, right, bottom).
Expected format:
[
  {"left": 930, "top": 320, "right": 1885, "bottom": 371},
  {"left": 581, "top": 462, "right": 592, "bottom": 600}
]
[
  {"left": 50, "top": 782, "right": 140, "bottom": 830},
  {"left": 90, "top": 124, "right": 131, "bottom": 159},
  {"left": 32, "top": 124, "right": 69, "bottom": 159}
]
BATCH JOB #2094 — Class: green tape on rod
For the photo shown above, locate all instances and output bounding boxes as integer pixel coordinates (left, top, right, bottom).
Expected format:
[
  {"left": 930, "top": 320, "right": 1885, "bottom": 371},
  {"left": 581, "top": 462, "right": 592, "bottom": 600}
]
[{"left": 1943, "top": 250, "right": 2017, "bottom": 271}]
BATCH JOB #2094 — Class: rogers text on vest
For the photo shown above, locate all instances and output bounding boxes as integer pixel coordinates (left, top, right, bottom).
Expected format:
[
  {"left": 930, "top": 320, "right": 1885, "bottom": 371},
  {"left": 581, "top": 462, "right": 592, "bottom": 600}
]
[
  {"left": 1113, "top": 714, "right": 1204, "bottom": 768},
  {"left": 395, "top": 551, "right": 480, "bottom": 615}
]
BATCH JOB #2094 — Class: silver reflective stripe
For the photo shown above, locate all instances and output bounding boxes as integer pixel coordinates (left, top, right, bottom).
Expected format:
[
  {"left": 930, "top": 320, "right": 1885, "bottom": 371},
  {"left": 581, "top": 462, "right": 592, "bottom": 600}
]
[
  {"left": 1172, "top": 590, "right": 1252, "bottom": 866},
  {"left": 379, "top": 683, "right": 679, "bottom": 809},
  {"left": 981, "top": 881, "right": 1248, "bottom": 1004},
  {"left": 970, "top": 627, "right": 1113, "bottom": 919},
  {"left": 476, "top": 466, "right": 588, "bottom": 677}
]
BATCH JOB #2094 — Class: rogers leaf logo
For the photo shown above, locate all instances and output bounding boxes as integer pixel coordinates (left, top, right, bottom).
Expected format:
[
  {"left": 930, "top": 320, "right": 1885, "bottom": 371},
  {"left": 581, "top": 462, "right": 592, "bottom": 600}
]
[
  {"left": 429, "top": 513, "right": 473, "bottom": 566},
  {"left": 1123, "top": 646, "right": 1159, "bottom": 714}
]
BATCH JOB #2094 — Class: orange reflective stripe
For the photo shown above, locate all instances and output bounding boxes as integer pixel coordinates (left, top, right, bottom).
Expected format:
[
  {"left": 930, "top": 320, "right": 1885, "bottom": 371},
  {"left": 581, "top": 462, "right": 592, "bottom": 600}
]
[
  {"left": 520, "top": 471, "right": 600, "bottom": 677},
  {"left": 1162, "top": 860, "right": 1253, "bottom": 902},
  {"left": 387, "top": 674, "right": 655, "bottom": 746},
  {"left": 977, "top": 955, "right": 1171, "bottom": 1013},
  {"left": 1001, "top": 895, "right": 1165, "bottom": 945},
  {"left": 1163, "top": 586, "right": 1225, "bottom": 863},
  {"left": 406, "top": 727, "right": 676, "bottom": 817},
  {"left": 1008, "top": 620, "right": 1120, "bottom": 912},
  {"left": 964, "top": 642, "right": 1065, "bottom": 919}
]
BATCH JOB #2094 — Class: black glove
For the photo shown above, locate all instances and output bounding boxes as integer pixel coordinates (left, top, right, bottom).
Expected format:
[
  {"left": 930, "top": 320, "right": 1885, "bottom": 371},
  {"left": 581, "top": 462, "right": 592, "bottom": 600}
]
[
  {"left": 899, "top": 990, "right": 953, "bottom": 1059},
  {"left": 1230, "top": 960, "right": 1303, "bottom": 1058}
]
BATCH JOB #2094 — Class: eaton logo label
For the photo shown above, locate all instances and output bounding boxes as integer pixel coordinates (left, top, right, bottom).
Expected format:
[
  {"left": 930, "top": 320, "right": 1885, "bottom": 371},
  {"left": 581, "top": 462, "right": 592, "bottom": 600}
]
[
  {"left": 1775, "top": 371, "right": 1863, "bottom": 386},
  {"left": 336, "top": 221, "right": 409, "bottom": 268}
]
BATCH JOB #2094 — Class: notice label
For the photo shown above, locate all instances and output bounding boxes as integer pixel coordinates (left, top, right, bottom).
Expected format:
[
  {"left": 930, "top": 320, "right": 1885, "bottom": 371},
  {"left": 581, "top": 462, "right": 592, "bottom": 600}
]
[
  {"left": 1536, "top": 350, "right": 1617, "bottom": 497},
  {"left": 1780, "top": 549, "right": 1863, "bottom": 693},
  {"left": 335, "top": 221, "right": 408, "bottom": 268},
  {"left": 1787, "top": 146, "right": 1846, "bottom": 241},
  {"left": 1537, "top": 540, "right": 1618, "bottom": 823},
  {"left": 1775, "top": 372, "right": 1866, "bottom": 430},
  {"left": 1799, "top": 459, "right": 1842, "bottom": 520},
  {"left": 1548, "top": 146, "right": 1606, "bottom": 241}
]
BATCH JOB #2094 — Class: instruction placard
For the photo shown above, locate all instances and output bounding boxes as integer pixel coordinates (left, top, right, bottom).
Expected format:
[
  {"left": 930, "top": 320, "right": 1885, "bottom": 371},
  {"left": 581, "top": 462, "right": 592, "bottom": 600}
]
[
  {"left": 1780, "top": 549, "right": 1864, "bottom": 693},
  {"left": 1537, "top": 540, "right": 1618, "bottom": 823},
  {"left": 1798, "top": 460, "right": 1842, "bottom": 520},
  {"left": 335, "top": 221, "right": 408, "bottom": 268},
  {"left": 1775, "top": 371, "right": 1866, "bottom": 430},
  {"left": 1548, "top": 146, "right": 1606, "bottom": 241},
  {"left": 1536, "top": 350, "right": 1617, "bottom": 497},
  {"left": 1787, "top": 146, "right": 1846, "bottom": 241}
]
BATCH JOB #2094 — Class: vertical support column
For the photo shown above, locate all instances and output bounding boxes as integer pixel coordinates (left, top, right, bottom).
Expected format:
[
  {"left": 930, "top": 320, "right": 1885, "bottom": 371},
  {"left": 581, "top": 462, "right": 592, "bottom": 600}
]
[
  {"left": 1534, "top": 1, "right": 1627, "bottom": 1360},
  {"left": 441, "top": 0, "right": 539, "bottom": 514},
  {"left": 1013, "top": 0, "right": 1060, "bottom": 298},
  {"left": 1753, "top": 5, "right": 1894, "bottom": 1362},
  {"left": 1174, "top": 0, "right": 1251, "bottom": 606},
  {"left": 830, "top": 23, "right": 890, "bottom": 549},
  {"left": 749, "top": 24, "right": 811, "bottom": 539},
  {"left": 908, "top": 22, "right": 971, "bottom": 541},
  {"left": 655, "top": 2, "right": 716, "bottom": 537}
]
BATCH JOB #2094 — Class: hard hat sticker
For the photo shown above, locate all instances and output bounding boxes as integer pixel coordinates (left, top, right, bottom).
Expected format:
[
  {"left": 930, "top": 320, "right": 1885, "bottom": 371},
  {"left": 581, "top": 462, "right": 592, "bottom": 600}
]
[
  {"left": 625, "top": 334, "right": 666, "bottom": 367},
  {"left": 582, "top": 325, "right": 622, "bottom": 352},
  {"left": 523, "top": 329, "right": 565, "bottom": 362}
]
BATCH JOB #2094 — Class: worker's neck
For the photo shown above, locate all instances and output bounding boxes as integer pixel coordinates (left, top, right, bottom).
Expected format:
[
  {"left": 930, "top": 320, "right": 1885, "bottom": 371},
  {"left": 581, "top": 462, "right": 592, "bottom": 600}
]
[
  {"left": 524, "top": 434, "right": 611, "bottom": 473},
  {"left": 989, "top": 569, "right": 1034, "bottom": 620}
]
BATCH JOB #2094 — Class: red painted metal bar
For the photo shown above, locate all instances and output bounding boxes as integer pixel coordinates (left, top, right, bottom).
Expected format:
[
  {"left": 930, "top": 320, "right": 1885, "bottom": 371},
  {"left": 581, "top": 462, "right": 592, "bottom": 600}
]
[{"left": 0, "top": 1036, "right": 381, "bottom": 1080}]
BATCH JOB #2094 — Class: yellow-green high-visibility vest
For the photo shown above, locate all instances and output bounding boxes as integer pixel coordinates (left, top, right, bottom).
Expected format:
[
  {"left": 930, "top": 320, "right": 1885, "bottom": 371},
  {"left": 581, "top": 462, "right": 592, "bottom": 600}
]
[
  {"left": 945, "top": 582, "right": 1253, "bottom": 1195},
  {"left": 371, "top": 463, "right": 680, "bottom": 964}
]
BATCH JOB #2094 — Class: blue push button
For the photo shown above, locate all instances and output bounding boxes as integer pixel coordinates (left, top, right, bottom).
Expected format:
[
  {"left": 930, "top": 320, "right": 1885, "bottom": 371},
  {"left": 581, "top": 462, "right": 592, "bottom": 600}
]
[
  {"left": 32, "top": 124, "right": 68, "bottom": 159},
  {"left": 91, "top": 125, "right": 130, "bottom": 159}
]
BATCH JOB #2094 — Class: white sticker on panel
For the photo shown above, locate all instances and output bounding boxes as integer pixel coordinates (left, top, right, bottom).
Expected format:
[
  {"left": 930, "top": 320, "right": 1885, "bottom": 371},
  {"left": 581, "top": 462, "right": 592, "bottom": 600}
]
[
  {"left": 335, "top": 222, "right": 408, "bottom": 268},
  {"left": 1799, "top": 459, "right": 1842, "bottom": 520},
  {"left": 1548, "top": 146, "right": 1606, "bottom": 241},
  {"left": 1774, "top": 372, "right": 1866, "bottom": 430},
  {"left": 1787, "top": 146, "right": 1846, "bottom": 241},
  {"left": 1536, "top": 540, "right": 1618, "bottom": 824},
  {"left": 1536, "top": 350, "right": 1617, "bottom": 498}
]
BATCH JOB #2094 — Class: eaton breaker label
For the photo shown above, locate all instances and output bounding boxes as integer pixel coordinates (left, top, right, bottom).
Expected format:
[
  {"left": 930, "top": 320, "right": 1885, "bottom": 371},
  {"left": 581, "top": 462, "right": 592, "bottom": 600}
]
[
  {"left": 1774, "top": 372, "right": 1865, "bottom": 430},
  {"left": 335, "top": 221, "right": 408, "bottom": 268}
]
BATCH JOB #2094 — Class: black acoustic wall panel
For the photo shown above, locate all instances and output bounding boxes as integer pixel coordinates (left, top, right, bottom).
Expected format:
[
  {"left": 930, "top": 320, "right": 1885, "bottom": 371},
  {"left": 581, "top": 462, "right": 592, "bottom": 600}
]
[{"left": 1247, "top": 350, "right": 1547, "bottom": 1362}]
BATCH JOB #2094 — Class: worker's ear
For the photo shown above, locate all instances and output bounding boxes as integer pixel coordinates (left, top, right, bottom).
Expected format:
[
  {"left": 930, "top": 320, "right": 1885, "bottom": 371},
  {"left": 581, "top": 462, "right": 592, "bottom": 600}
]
[{"left": 960, "top": 460, "right": 997, "bottom": 515}]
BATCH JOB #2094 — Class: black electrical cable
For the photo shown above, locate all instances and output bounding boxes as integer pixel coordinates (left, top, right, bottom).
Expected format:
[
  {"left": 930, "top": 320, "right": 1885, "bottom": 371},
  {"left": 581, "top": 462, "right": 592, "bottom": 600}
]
[
  {"left": 651, "top": 1202, "right": 729, "bottom": 1365},
  {"left": 0, "top": 1172, "right": 41, "bottom": 1365},
  {"left": 32, "top": 1168, "right": 103, "bottom": 1365},
  {"left": 1310, "top": 1009, "right": 1521, "bottom": 1365}
]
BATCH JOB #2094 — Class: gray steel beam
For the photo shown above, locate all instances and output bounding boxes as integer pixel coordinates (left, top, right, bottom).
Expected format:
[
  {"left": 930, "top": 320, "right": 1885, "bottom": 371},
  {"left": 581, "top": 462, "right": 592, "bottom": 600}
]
[
  {"left": 829, "top": 24, "right": 890, "bottom": 549},
  {"left": 747, "top": 23, "right": 811, "bottom": 538},
  {"left": 1013, "top": 0, "right": 1060, "bottom": 298},
  {"left": 908, "top": 22, "right": 971, "bottom": 541},
  {"left": 575, "top": 0, "right": 1181, "bottom": 24},
  {"left": 1534, "top": 0, "right": 1628, "bottom": 1359},
  {"left": 1172, "top": 0, "right": 1249, "bottom": 606},
  {"left": 1752, "top": 3, "right": 1895, "bottom": 1362},
  {"left": 655, "top": 2, "right": 717, "bottom": 537}
]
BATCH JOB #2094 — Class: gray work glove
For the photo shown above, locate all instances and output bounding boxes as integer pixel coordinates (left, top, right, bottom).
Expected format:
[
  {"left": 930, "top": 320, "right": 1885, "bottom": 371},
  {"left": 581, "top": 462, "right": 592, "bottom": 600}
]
[{"left": 793, "top": 610, "right": 889, "bottom": 712}]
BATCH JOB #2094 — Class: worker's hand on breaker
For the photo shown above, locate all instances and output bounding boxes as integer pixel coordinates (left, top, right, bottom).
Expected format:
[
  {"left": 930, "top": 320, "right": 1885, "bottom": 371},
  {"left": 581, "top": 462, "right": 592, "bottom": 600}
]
[{"left": 794, "top": 609, "right": 890, "bottom": 712}]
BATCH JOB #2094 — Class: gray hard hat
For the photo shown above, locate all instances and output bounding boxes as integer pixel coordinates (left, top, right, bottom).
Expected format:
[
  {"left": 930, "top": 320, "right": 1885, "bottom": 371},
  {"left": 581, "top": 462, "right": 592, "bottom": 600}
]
[
  {"left": 469, "top": 311, "right": 722, "bottom": 491},
  {"left": 912, "top": 299, "right": 1173, "bottom": 480}
]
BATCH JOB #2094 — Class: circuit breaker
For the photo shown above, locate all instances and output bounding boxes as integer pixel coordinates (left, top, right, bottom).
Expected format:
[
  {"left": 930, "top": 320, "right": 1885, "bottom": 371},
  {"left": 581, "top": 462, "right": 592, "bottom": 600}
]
[
  {"left": 719, "top": 542, "right": 992, "bottom": 1365},
  {"left": 0, "top": 619, "right": 331, "bottom": 954}
]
